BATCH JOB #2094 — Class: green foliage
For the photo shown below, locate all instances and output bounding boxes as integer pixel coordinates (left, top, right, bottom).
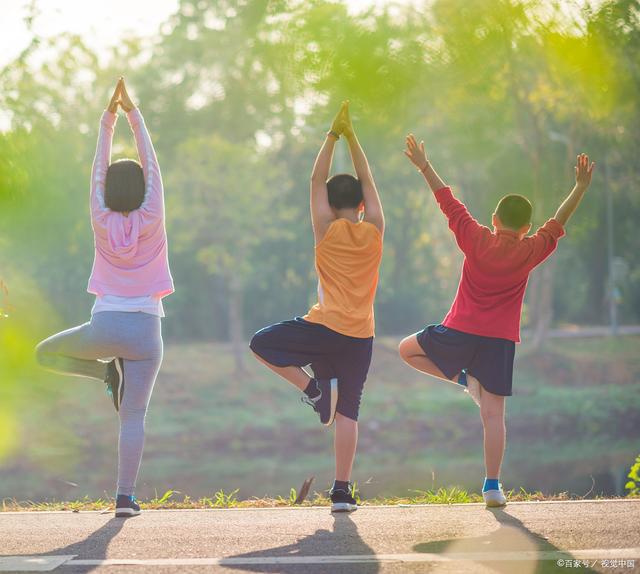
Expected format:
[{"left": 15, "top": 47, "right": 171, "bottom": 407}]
[
  {"left": 2, "top": 0, "right": 639, "bottom": 345},
  {"left": 625, "top": 455, "right": 640, "bottom": 497},
  {"left": 2, "top": 335, "right": 637, "bottom": 501},
  {"left": 150, "top": 489, "right": 177, "bottom": 505},
  {"left": 1, "top": 1, "right": 639, "bottom": 487}
]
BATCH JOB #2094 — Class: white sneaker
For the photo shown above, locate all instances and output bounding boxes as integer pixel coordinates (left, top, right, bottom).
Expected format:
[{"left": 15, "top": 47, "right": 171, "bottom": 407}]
[
  {"left": 483, "top": 487, "right": 507, "bottom": 507},
  {"left": 462, "top": 372, "right": 481, "bottom": 407}
]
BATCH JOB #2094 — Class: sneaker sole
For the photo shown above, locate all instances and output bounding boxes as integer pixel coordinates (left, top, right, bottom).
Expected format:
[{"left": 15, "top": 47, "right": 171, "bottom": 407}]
[
  {"left": 331, "top": 502, "right": 358, "bottom": 513},
  {"left": 115, "top": 508, "right": 140, "bottom": 517},
  {"left": 484, "top": 496, "right": 507, "bottom": 508},
  {"left": 324, "top": 378, "right": 338, "bottom": 427},
  {"left": 113, "top": 359, "right": 124, "bottom": 412}
]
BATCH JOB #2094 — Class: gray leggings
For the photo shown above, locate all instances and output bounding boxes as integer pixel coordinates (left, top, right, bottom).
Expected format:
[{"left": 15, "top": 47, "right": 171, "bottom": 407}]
[{"left": 36, "top": 311, "right": 163, "bottom": 497}]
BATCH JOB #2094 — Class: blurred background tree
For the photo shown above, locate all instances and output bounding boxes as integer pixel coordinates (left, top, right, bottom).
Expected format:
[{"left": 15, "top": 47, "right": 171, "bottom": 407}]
[{"left": 1, "top": 0, "right": 638, "bottom": 500}]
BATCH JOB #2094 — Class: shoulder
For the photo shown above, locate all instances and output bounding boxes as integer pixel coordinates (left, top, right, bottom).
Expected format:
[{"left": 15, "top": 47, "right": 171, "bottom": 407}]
[{"left": 318, "top": 219, "right": 382, "bottom": 247}]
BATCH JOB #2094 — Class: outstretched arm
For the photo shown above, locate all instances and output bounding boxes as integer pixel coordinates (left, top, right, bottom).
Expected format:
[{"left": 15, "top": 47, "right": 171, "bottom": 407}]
[
  {"left": 341, "top": 102, "right": 384, "bottom": 233},
  {"left": 404, "top": 133, "right": 485, "bottom": 252},
  {"left": 90, "top": 81, "right": 120, "bottom": 218},
  {"left": 119, "top": 78, "right": 164, "bottom": 220},
  {"left": 554, "top": 153, "right": 595, "bottom": 226}
]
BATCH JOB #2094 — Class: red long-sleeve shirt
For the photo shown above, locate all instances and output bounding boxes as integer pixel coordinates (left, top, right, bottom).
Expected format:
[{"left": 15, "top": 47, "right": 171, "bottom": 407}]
[{"left": 435, "top": 187, "right": 565, "bottom": 342}]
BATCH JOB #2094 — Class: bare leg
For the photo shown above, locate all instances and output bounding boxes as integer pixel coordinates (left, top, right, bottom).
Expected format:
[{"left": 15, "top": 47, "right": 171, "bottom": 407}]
[
  {"left": 334, "top": 413, "right": 358, "bottom": 482},
  {"left": 479, "top": 388, "right": 506, "bottom": 478},
  {"left": 252, "top": 352, "right": 311, "bottom": 391},
  {"left": 398, "top": 334, "right": 462, "bottom": 384}
]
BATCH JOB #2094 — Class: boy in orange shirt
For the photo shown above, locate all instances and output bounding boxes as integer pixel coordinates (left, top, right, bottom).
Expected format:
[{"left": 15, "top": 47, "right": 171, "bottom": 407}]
[{"left": 250, "top": 102, "right": 384, "bottom": 512}]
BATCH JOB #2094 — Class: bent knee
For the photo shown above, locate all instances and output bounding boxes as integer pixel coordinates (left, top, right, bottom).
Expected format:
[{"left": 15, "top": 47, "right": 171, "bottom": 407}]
[
  {"left": 34, "top": 340, "right": 51, "bottom": 366},
  {"left": 398, "top": 336, "right": 417, "bottom": 361},
  {"left": 249, "top": 330, "right": 268, "bottom": 355}
]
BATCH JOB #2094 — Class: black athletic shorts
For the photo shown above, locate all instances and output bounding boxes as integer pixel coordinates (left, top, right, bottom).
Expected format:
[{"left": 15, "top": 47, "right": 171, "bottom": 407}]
[
  {"left": 416, "top": 324, "right": 515, "bottom": 396},
  {"left": 249, "top": 317, "right": 373, "bottom": 420}
]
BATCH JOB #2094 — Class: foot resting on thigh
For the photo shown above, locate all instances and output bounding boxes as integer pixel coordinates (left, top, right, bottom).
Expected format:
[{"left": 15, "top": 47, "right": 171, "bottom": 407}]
[
  {"left": 457, "top": 369, "right": 481, "bottom": 407},
  {"left": 330, "top": 481, "right": 358, "bottom": 513},
  {"left": 301, "top": 378, "right": 338, "bottom": 426},
  {"left": 482, "top": 478, "right": 507, "bottom": 507},
  {"left": 105, "top": 358, "right": 125, "bottom": 412},
  {"left": 115, "top": 494, "right": 140, "bottom": 517}
]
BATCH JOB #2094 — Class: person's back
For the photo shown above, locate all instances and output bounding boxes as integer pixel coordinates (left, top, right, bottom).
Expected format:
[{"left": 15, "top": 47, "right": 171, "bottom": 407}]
[
  {"left": 89, "top": 104, "right": 173, "bottom": 299},
  {"left": 435, "top": 188, "right": 564, "bottom": 342},
  {"left": 249, "top": 101, "right": 384, "bottom": 513},
  {"left": 305, "top": 217, "right": 382, "bottom": 339},
  {"left": 35, "top": 78, "right": 173, "bottom": 518},
  {"left": 399, "top": 131, "right": 594, "bottom": 509}
]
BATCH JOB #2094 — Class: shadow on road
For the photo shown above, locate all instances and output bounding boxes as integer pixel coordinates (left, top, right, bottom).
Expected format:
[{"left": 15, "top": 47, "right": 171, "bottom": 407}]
[
  {"left": 413, "top": 507, "right": 597, "bottom": 574},
  {"left": 222, "top": 512, "right": 379, "bottom": 574},
  {"left": 37, "top": 515, "right": 127, "bottom": 573}
]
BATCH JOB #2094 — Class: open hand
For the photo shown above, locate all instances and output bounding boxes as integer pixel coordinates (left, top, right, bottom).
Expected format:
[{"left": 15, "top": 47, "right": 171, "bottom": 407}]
[
  {"left": 575, "top": 153, "right": 595, "bottom": 189},
  {"left": 404, "top": 134, "right": 429, "bottom": 171}
]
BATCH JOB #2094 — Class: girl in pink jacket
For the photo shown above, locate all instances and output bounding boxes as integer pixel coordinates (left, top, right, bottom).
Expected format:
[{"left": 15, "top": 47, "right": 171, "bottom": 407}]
[{"left": 36, "top": 78, "right": 173, "bottom": 517}]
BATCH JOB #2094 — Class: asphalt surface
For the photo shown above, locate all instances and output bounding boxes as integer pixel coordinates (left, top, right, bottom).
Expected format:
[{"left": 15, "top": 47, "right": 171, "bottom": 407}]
[{"left": 1, "top": 500, "right": 639, "bottom": 573}]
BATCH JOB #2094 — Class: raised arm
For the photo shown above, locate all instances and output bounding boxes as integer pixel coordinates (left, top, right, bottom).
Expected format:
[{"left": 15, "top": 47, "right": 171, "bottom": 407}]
[
  {"left": 554, "top": 153, "right": 595, "bottom": 226},
  {"left": 90, "top": 82, "right": 120, "bottom": 219},
  {"left": 309, "top": 105, "right": 346, "bottom": 243},
  {"left": 119, "top": 78, "right": 164, "bottom": 220},
  {"left": 404, "top": 133, "right": 485, "bottom": 252},
  {"left": 404, "top": 133, "right": 447, "bottom": 193},
  {"left": 341, "top": 102, "right": 384, "bottom": 233}
]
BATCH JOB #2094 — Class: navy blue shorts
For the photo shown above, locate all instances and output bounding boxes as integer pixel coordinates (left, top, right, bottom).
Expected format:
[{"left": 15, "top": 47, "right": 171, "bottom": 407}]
[
  {"left": 249, "top": 317, "right": 373, "bottom": 421},
  {"left": 416, "top": 324, "right": 515, "bottom": 396}
]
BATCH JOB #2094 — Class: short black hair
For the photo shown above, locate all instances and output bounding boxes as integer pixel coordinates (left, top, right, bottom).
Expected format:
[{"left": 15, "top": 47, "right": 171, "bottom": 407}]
[
  {"left": 105, "top": 159, "right": 145, "bottom": 212},
  {"left": 326, "top": 173, "right": 363, "bottom": 210},
  {"left": 495, "top": 194, "right": 532, "bottom": 229}
]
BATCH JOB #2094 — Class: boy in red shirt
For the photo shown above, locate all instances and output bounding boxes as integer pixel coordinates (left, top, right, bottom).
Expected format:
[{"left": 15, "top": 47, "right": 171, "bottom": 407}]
[{"left": 399, "top": 134, "right": 595, "bottom": 507}]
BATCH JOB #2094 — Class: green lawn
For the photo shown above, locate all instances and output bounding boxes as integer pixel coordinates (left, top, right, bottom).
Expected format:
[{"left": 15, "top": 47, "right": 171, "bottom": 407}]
[{"left": 1, "top": 335, "right": 638, "bottom": 503}]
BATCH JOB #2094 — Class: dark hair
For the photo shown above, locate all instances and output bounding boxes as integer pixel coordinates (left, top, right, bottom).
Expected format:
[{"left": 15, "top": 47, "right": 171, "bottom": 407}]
[
  {"left": 105, "top": 159, "right": 145, "bottom": 212},
  {"left": 495, "top": 194, "right": 532, "bottom": 230},
  {"left": 326, "top": 173, "right": 363, "bottom": 210}
]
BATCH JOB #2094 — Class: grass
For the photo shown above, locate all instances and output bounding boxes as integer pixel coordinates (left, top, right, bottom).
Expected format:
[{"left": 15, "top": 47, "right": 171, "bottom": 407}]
[
  {"left": 4, "top": 486, "right": 628, "bottom": 512},
  {"left": 2, "top": 335, "right": 639, "bottom": 501}
]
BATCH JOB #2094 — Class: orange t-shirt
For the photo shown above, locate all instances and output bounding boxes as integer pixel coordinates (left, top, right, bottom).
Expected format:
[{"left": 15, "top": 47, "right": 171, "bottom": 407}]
[{"left": 304, "top": 218, "right": 383, "bottom": 338}]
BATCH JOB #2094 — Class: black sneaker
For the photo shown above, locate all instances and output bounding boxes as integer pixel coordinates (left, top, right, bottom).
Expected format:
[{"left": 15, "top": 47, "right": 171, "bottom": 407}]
[
  {"left": 330, "top": 486, "right": 358, "bottom": 513},
  {"left": 105, "top": 358, "right": 125, "bottom": 412},
  {"left": 301, "top": 378, "right": 338, "bottom": 426},
  {"left": 115, "top": 494, "right": 140, "bottom": 517}
]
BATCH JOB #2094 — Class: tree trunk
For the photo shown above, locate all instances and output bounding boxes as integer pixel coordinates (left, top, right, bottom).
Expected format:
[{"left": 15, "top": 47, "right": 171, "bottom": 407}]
[{"left": 227, "top": 271, "right": 247, "bottom": 376}]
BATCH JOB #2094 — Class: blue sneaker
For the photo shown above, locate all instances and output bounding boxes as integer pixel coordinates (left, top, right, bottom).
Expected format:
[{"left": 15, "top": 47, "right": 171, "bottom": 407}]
[
  {"left": 105, "top": 358, "right": 125, "bottom": 412},
  {"left": 115, "top": 494, "right": 140, "bottom": 517},
  {"left": 301, "top": 378, "right": 338, "bottom": 426},
  {"left": 483, "top": 485, "right": 507, "bottom": 507}
]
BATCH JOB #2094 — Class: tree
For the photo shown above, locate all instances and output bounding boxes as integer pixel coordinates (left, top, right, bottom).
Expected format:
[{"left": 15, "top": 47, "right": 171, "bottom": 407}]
[{"left": 168, "top": 135, "right": 291, "bottom": 373}]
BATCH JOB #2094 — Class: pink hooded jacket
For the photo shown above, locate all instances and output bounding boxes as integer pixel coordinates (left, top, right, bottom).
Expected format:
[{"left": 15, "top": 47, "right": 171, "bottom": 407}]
[{"left": 87, "top": 109, "right": 174, "bottom": 298}]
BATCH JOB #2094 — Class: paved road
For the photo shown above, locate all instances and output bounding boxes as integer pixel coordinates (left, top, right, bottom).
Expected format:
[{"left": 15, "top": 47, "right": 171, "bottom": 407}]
[{"left": 1, "top": 500, "right": 639, "bottom": 573}]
